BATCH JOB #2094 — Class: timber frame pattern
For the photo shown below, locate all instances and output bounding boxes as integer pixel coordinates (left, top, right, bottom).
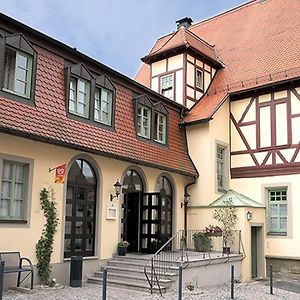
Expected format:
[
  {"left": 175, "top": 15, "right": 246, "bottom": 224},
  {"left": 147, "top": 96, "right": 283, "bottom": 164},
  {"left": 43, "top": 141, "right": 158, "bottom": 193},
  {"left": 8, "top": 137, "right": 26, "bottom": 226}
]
[{"left": 231, "top": 87, "right": 300, "bottom": 178}]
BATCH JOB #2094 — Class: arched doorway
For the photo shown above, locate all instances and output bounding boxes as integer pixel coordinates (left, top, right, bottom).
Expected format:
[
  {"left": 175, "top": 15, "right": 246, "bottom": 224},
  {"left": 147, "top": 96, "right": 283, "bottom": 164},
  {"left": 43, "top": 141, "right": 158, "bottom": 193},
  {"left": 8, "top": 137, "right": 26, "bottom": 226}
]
[
  {"left": 64, "top": 159, "right": 97, "bottom": 258},
  {"left": 122, "top": 169, "right": 144, "bottom": 252},
  {"left": 157, "top": 176, "right": 173, "bottom": 246}
]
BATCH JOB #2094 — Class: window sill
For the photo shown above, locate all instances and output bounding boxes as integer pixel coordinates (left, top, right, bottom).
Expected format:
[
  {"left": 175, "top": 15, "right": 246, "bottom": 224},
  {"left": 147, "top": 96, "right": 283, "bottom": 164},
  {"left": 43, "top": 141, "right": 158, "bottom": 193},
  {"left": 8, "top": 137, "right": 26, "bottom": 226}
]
[
  {"left": 3, "top": 88, "right": 30, "bottom": 100},
  {"left": 0, "top": 219, "right": 27, "bottom": 224},
  {"left": 0, "top": 90, "right": 35, "bottom": 105},
  {"left": 267, "top": 232, "right": 287, "bottom": 237}
]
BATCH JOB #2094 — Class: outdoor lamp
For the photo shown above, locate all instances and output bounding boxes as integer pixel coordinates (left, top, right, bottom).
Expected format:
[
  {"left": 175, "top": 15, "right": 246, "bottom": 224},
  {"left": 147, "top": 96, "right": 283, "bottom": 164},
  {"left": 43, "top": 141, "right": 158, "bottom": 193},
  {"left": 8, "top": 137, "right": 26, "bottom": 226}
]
[
  {"left": 110, "top": 179, "right": 122, "bottom": 201},
  {"left": 246, "top": 211, "right": 253, "bottom": 221},
  {"left": 181, "top": 192, "right": 190, "bottom": 208}
]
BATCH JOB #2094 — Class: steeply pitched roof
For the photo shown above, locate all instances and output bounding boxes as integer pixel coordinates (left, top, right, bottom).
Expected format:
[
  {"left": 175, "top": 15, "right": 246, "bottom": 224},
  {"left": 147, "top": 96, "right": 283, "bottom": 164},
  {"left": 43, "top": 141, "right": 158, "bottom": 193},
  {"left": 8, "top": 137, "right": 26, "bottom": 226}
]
[
  {"left": 0, "top": 43, "right": 197, "bottom": 177},
  {"left": 210, "top": 190, "right": 265, "bottom": 207},
  {"left": 142, "top": 27, "right": 221, "bottom": 66},
  {"left": 136, "top": 0, "right": 300, "bottom": 123}
]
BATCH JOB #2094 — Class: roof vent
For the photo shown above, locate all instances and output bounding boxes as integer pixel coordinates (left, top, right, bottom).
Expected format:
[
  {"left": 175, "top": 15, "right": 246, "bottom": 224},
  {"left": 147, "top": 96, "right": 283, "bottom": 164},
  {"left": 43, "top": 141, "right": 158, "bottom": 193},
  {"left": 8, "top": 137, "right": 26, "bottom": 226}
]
[{"left": 176, "top": 17, "right": 193, "bottom": 30}]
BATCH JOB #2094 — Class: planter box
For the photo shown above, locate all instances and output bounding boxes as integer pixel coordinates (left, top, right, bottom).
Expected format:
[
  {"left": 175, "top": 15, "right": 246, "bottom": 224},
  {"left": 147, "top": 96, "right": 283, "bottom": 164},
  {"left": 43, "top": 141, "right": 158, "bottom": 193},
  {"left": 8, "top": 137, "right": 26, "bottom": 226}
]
[{"left": 206, "top": 232, "right": 222, "bottom": 237}]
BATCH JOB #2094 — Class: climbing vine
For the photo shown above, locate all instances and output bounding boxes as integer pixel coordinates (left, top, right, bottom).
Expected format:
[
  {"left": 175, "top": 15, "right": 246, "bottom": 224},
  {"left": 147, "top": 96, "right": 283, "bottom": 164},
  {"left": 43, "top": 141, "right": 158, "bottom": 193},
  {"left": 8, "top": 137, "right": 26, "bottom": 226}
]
[{"left": 35, "top": 188, "right": 59, "bottom": 285}]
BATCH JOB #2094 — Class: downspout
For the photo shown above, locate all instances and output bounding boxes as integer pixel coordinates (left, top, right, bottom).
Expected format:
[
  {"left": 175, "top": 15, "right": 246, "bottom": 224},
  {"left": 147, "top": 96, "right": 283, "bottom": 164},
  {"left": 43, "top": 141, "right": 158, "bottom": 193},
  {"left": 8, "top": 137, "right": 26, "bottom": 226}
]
[{"left": 183, "top": 176, "right": 197, "bottom": 239}]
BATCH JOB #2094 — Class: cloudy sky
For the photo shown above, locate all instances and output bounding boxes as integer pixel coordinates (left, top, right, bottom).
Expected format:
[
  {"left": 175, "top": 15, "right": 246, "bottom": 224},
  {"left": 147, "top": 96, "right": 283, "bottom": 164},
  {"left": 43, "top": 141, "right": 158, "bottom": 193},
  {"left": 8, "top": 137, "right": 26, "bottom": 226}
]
[{"left": 0, "top": 0, "right": 246, "bottom": 78}]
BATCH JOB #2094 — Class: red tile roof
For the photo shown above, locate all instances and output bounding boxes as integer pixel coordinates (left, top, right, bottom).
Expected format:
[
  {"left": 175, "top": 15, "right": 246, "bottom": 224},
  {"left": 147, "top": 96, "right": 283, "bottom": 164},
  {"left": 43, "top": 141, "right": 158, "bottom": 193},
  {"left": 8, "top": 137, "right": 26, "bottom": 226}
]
[
  {"left": 142, "top": 27, "right": 221, "bottom": 66},
  {"left": 136, "top": 0, "right": 300, "bottom": 123},
  {"left": 0, "top": 45, "right": 197, "bottom": 177}
]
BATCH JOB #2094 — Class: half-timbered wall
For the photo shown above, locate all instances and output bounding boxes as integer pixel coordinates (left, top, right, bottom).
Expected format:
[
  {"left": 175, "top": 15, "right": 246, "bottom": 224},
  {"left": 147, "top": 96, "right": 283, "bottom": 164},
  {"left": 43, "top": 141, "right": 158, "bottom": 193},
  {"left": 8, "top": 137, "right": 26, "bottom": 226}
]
[
  {"left": 186, "top": 54, "right": 216, "bottom": 109},
  {"left": 230, "top": 87, "right": 300, "bottom": 178},
  {"left": 150, "top": 53, "right": 216, "bottom": 108}
]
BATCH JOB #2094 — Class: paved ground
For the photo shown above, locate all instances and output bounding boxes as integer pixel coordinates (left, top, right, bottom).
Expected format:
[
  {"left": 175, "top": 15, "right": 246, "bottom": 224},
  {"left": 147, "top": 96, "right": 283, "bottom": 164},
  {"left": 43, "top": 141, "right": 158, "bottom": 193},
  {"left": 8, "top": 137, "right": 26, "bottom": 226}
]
[{"left": 2, "top": 280, "right": 300, "bottom": 299}]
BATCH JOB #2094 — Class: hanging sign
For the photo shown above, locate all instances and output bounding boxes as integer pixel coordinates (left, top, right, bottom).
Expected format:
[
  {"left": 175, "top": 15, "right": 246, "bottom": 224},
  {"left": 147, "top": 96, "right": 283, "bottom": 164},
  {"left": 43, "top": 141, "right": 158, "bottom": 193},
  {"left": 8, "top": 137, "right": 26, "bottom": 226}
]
[{"left": 54, "top": 164, "right": 67, "bottom": 183}]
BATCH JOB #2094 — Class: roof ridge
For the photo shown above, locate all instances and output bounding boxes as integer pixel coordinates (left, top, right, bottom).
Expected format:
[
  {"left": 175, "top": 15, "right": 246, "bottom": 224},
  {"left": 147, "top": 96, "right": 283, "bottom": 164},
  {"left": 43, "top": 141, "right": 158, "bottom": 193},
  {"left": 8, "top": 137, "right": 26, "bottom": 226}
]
[
  {"left": 150, "top": 31, "right": 178, "bottom": 56},
  {"left": 191, "top": 0, "right": 257, "bottom": 29},
  {"left": 185, "top": 28, "right": 215, "bottom": 48},
  {"left": 179, "top": 27, "right": 188, "bottom": 46}
]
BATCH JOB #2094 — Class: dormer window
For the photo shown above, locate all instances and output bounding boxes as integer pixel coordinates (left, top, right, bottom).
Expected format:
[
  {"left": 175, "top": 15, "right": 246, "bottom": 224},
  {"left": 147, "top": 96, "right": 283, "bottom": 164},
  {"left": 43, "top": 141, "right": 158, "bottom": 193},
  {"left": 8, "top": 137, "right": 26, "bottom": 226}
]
[
  {"left": 0, "top": 33, "right": 36, "bottom": 102},
  {"left": 94, "top": 87, "right": 113, "bottom": 126},
  {"left": 135, "top": 95, "right": 168, "bottom": 145},
  {"left": 161, "top": 74, "right": 173, "bottom": 100},
  {"left": 137, "top": 104, "right": 151, "bottom": 139},
  {"left": 196, "top": 68, "right": 203, "bottom": 90},
  {"left": 154, "top": 112, "right": 167, "bottom": 144},
  {"left": 69, "top": 77, "right": 90, "bottom": 118}
]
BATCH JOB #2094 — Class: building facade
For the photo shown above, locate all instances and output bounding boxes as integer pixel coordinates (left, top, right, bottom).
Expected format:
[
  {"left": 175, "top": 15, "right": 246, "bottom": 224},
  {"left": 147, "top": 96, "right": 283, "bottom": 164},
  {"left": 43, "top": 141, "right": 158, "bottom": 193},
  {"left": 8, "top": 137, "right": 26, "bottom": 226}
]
[
  {"left": 0, "top": 13, "right": 197, "bottom": 284},
  {"left": 136, "top": 0, "right": 300, "bottom": 281}
]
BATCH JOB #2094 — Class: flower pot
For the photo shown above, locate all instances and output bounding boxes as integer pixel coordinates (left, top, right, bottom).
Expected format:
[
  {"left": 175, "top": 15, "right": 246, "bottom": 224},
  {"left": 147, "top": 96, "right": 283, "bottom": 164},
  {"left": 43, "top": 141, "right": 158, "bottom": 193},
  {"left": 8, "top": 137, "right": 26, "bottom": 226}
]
[
  {"left": 223, "top": 246, "right": 230, "bottom": 255},
  {"left": 194, "top": 236, "right": 211, "bottom": 252},
  {"left": 117, "top": 246, "right": 127, "bottom": 256}
]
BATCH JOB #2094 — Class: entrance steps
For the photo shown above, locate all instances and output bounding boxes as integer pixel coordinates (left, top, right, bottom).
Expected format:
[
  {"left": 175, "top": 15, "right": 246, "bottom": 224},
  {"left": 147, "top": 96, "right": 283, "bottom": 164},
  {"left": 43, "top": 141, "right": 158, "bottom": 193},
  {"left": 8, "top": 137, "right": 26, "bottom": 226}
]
[
  {"left": 87, "top": 254, "right": 179, "bottom": 293},
  {"left": 87, "top": 252, "right": 244, "bottom": 293}
]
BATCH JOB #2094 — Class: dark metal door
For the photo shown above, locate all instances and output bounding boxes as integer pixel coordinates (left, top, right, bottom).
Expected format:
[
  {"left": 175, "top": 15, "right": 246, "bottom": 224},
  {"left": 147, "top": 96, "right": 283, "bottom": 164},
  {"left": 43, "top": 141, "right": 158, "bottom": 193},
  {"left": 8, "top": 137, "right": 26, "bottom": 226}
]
[{"left": 141, "top": 193, "right": 161, "bottom": 253}]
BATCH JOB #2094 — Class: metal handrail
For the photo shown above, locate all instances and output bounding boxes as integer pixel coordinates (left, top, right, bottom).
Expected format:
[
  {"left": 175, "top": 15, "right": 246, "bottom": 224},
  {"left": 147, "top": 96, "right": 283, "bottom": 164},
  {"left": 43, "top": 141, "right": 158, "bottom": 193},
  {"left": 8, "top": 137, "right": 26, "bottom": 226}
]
[{"left": 144, "top": 230, "right": 189, "bottom": 296}]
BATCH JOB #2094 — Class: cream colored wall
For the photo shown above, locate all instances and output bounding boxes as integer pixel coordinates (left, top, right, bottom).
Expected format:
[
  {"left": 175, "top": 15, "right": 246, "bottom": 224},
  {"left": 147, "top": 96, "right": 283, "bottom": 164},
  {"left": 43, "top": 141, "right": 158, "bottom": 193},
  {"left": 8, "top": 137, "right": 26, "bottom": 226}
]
[
  {"left": 186, "top": 100, "right": 229, "bottom": 206},
  {"left": 0, "top": 133, "right": 189, "bottom": 264}
]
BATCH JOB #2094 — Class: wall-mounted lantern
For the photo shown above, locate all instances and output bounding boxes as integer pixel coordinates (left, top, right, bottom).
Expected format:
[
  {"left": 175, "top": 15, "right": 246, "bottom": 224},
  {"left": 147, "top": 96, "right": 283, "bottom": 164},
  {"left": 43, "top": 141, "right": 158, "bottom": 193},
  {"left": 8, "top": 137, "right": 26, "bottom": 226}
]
[
  {"left": 246, "top": 210, "right": 253, "bottom": 221},
  {"left": 181, "top": 192, "right": 190, "bottom": 208},
  {"left": 110, "top": 179, "right": 122, "bottom": 201}
]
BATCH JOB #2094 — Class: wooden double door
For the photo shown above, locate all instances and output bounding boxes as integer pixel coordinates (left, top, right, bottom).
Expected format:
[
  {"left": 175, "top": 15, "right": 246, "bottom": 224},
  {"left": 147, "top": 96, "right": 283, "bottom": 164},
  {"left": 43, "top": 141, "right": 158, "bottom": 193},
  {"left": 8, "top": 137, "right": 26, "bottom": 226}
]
[{"left": 123, "top": 192, "right": 172, "bottom": 253}]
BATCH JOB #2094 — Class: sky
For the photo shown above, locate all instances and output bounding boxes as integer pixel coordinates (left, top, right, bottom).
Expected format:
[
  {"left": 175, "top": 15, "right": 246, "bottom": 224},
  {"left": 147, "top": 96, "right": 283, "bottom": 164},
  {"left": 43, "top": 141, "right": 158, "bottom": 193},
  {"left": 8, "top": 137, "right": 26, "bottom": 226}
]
[{"left": 0, "top": 0, "right": 247, "bottom": 78}]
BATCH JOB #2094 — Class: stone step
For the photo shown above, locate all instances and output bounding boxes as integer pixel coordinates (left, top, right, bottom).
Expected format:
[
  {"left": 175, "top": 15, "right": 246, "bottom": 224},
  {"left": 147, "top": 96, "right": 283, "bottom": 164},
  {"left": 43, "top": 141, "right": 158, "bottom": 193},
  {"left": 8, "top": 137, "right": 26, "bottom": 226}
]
[
  {"left": 87, "top": 277, "right": 167, "bottom": 293},
  {"left": 100, "top": 265, "right": 178, "bottom": 278},
  {"left": 107, "top": 259, "right": 181, "bottom": 270},
  {"left": 93, "top": 271, "right": 173, "bottom": 287}
]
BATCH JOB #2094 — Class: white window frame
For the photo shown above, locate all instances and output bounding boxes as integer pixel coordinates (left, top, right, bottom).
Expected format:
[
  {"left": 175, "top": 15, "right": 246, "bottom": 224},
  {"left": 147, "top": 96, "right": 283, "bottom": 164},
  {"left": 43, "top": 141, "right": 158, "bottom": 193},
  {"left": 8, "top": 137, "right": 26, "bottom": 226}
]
[
  {"left": 196, "top": 68, "right": 203, "bottom": 90},
  {"left": 137, "top": 104, "right": 151, "bottom": 139},
  {"left": 154, "top": 112, "right": 167, "bottom": 144},
  {"left": 94, "top": 87, "right": 113, "bottom": 126},
  {"left": 160, "top": 74, "right": 174, "bottom": 100},
  {"left": 268, "top": 188, "right": 287, "bottom": 235},
  {"left": 216, "top": 142, "right": 228, "bottom": 193},
  {"left": 0, "top": 155, "right": 33, "bottom": 223},
  {"left": 3, "top": 47, "right": 33, "bottom": 99},
  {"left": 68, "top": 77, "right": 90, "bottom": 118}
]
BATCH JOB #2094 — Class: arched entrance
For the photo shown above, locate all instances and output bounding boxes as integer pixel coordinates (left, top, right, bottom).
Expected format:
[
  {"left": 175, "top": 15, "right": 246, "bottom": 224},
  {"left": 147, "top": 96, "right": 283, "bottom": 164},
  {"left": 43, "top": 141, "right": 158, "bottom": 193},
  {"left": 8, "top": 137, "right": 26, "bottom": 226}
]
[
  {"left": 122, "top": 169, "right": 144, "bottom": 252},
  {"left": 64, "top": 159, "right": 97, "bottom": 258},
  {"left": 157, "top": 176, "right": 173, "bottom": 246}
]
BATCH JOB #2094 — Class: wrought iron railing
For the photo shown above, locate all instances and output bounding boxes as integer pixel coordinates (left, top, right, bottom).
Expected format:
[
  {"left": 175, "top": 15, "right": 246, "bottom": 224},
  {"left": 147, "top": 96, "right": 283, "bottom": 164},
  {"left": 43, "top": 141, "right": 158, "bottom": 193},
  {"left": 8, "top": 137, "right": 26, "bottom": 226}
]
[{"left": 144, "top": 229, "right": 245, "bottom": 295}]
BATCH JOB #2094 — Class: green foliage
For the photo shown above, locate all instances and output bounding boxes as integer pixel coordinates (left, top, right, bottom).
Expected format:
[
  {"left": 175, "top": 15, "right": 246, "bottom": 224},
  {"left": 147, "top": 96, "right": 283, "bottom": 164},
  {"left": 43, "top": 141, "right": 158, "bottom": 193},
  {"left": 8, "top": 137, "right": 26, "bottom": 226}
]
[
  {"left": 213, "top": 198, "right": 238, "bottom": 246},
  {"left": 35, "top": 188, "right": 59, "bottom": 285},
  {"left": 193, "top": 232, "right": 212, "bottom": 251}
]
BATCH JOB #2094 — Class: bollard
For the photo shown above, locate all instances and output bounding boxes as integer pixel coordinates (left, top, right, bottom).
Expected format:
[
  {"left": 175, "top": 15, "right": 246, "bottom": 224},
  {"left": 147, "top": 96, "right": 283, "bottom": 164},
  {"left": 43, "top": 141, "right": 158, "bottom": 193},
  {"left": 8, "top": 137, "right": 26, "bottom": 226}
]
[
  {"left": 70, "top": 256, "right": 83, "bottom": 287},
  {"left": 0, "top": 261, "right": 4, "bottom": 300},
  {"left": 231, "top": 265, "right": 234, "bottom": 299},
  {"left": 270, "top": 263, "right": 273, "bottom": 295},
  {"left": 102, "top": 267, "right": 107, "bottom": 300},
  {"left": 178, "top": 265, "right": 183, "bottom": 300}
]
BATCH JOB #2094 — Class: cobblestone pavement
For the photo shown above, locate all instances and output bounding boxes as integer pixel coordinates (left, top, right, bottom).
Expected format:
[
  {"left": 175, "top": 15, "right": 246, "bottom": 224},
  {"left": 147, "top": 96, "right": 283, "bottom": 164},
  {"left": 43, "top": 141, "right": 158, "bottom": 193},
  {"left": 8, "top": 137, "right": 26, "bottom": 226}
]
[{"left": 2, "top": 281, "right": 300, "bottom": 300}]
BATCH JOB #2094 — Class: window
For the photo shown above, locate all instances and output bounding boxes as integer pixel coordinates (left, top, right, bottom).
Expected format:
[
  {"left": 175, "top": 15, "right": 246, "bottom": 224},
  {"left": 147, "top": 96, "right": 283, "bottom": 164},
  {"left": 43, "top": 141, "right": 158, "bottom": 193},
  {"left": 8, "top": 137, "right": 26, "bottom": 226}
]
[
  {"left": 135, "top": 95, "right": 168, "bottom": 145},
  {"left": 137, "top": 104, "right": 151, "bottom": 139},
  {"left": 217, "top": 145, "right": 226, "bottom": 192},
  {"left": 268, "top": 189, "right": 287, "bottom": 234},
  {"left": 154, "top": 112, "right": 167, "bottom": 144},
  {"left": 0, "top": 160, "right": 29, "bottom": 220},
  {"left": 161, "top": 74, "right": 174, "bottom": 100},
  {"left": 69, "top": 77, "right": 90, "bottom": 118},
  {"left": 196, "top": 69, "right": 203, "bottom": 90},
  {"left": 0, "top": 34, "right": 36, "bottom": 101},
  {"left": 94, "top": 87, "right": 113, "bottom": 126},
  {"left": 66, "top": 65, "right": 115, "bottom": 127}
]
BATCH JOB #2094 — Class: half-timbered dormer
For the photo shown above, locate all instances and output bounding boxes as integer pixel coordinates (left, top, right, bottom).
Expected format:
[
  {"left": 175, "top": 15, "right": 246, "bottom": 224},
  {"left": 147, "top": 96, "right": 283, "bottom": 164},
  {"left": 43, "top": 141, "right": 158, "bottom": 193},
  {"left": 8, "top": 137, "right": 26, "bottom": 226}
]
[{"left": 141, "top": 19, "right": 223, "bottom": 108}]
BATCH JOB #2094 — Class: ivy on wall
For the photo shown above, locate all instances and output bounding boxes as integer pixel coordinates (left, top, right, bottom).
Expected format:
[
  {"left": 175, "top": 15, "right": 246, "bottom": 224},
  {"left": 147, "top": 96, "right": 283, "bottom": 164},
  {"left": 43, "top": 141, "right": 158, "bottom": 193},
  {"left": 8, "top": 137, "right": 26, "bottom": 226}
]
[{"left": 35, "top": 188, "right": 59, "bottom": 285}]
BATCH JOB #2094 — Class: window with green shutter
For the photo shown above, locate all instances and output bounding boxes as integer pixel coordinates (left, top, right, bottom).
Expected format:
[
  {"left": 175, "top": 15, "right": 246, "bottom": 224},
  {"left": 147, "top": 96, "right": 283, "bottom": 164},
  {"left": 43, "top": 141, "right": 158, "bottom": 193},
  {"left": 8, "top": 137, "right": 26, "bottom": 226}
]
[{"left": 268, "top": 189, "right": 287, "bottom": 234}]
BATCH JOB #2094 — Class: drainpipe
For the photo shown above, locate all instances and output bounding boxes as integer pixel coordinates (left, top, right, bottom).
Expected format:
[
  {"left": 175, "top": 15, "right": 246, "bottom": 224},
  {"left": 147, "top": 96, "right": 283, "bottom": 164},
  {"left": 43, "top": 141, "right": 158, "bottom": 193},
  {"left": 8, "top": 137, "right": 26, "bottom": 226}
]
[{"left": 183, "top": 176, "right": 197, "bottom": 241}]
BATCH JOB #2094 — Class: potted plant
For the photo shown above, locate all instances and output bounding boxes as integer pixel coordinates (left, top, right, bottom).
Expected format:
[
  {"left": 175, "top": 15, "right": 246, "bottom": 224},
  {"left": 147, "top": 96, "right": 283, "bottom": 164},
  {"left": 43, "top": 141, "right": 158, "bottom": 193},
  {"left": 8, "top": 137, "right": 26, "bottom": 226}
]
[
  {"left": 117, "top": 241, "right": 129, "bottom": 256},
  {"left": 213, "top": 198, "right": 238, "bottom": 254},
  {"left": 204, "top": 225, "right": 223, "bottom": 237},
  {"left": 193, "top": 232, "right": 212, "bottom": 252}
]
